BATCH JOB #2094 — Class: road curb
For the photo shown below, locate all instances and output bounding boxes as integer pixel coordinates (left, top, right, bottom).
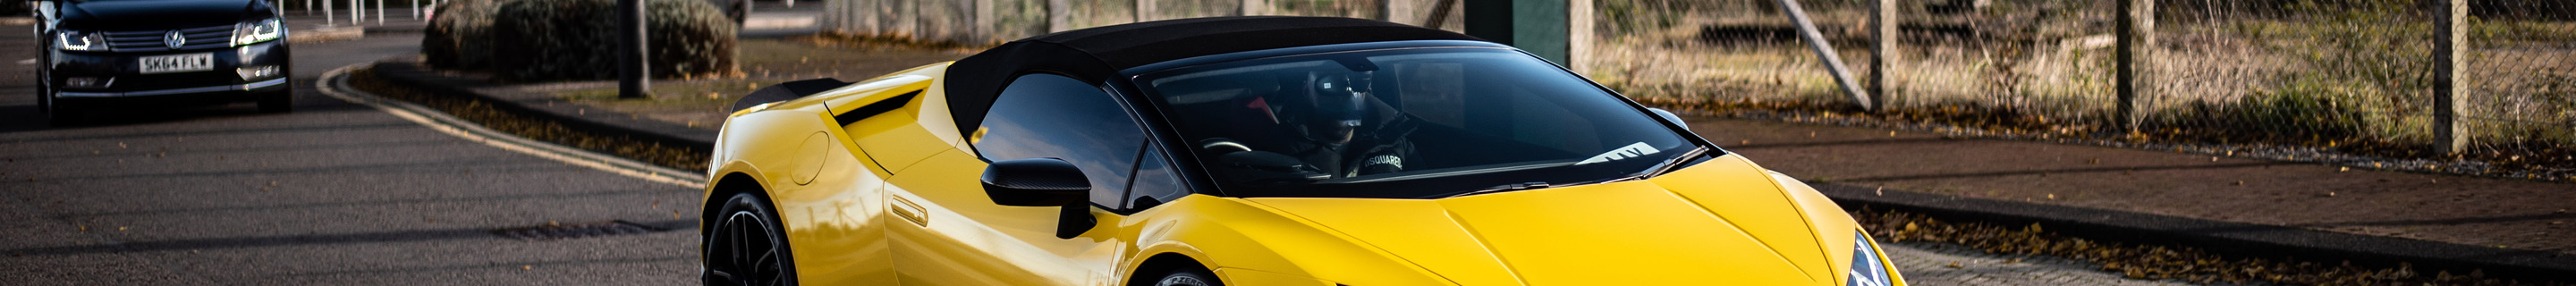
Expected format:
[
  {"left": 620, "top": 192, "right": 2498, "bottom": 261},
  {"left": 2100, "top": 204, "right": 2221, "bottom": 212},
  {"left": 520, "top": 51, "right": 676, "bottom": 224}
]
[
  {"left": 317, "top": 63, "right": 708, "bottom": 189},
  {"left": 288, "top": 26, "right": 366, "bottom": 44},
  {"left": 364, "top": 59, "right": 718, "bottom": 151},
  {"left": 1811, "top": 181, "right": 2576, "bottom": 282}
]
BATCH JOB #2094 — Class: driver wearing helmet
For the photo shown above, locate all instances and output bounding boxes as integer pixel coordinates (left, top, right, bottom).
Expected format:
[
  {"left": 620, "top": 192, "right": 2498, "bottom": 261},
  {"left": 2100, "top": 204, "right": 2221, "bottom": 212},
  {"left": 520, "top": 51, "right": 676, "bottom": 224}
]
[{"left": 1264, "top": 71, "right": 1418, "bottom": 178}]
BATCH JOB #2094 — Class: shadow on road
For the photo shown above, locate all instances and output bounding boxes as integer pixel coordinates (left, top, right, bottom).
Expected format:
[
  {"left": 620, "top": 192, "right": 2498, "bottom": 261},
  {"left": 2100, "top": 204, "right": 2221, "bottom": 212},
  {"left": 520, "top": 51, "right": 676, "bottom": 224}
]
[{"left": 0, "top": 218, "right": 694, "bottom": 256}]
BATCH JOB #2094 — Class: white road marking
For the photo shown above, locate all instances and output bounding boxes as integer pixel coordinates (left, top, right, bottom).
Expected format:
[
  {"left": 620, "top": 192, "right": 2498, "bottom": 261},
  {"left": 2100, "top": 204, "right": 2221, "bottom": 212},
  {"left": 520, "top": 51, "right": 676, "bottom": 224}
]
[
  {"left": 17, "top": 58, "right": 36, "bottom": 64},
  {"left": 315, "top": 63, "right": 708, "bottom": 189}
]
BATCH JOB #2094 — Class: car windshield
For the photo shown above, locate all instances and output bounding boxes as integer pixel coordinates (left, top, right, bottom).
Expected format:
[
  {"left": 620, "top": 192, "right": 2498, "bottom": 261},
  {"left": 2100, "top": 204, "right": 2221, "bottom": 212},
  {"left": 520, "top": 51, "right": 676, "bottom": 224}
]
[{"left": 1133, "top": 47, "right": 1705, "bottom": 198}]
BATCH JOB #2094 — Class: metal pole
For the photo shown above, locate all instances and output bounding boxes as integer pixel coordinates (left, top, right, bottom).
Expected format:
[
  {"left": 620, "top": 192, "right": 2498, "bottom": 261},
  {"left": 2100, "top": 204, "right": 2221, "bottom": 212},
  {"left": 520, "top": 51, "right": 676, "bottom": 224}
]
[
  {"left": 1377, "top": 0, "right": 1413, "bottom": 23},
  {"left": 1462, "top": 0, "right": 1576, "bottom": 68},
  {"left": 1047, "top": 0, "right": 1070, "bottom": 32},
  {"left": 1239, "top": 0, "right": 1267, "bottom": 16},
  {"left": 1772, "top": 0, "right": 1874, "bottom": 111},
  {"left": 350, "top": 0, "right": 360, "bottom": 25},
  {"left": 413, "top": 0, "right": 419, "bottom": 20},
  {"left": 619, "top": 0, "right": 650, "bottom": 99},
  {"left": 2434, "top": 0, "right": 2467, "bottom": 153},
  {"left": 1135, "top": 0, "right": 1155, "bottom": 22},
  {"left": 326, "top": 0, "right": 335, "bottom": 24},
  {"left": 377, "top": 0, "right": 386, "bottom": 25},
  {"left": 1869, "top": 0, "right": 1895, "bottom": 112},
  {"left": 2115, "top": 0, "right": 2151, "bottom": 134}
]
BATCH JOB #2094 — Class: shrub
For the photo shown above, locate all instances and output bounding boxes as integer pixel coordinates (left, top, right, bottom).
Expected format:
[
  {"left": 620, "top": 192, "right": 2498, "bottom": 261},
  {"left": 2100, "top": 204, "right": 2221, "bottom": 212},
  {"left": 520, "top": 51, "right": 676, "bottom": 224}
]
[
  {"left": 487, "top": 0, "right": 738, "bottom": 81},
  {"left": 2151, "top": 78, "right": 2373, "bottom": 144},
  {"left": 423, "top": 0, "right": 514, "bottom": 71}
]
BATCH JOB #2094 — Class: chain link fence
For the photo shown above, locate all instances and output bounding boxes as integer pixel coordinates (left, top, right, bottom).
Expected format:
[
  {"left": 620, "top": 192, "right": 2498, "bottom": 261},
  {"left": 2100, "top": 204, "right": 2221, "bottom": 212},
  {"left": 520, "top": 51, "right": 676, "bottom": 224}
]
[
  {"left": 821, "top": 0, "right": 1465, "bottom": 45},
  {"left": 816, "top": 0, "right": 2572, "bottom": 175},
  {"left": 1592, "top": 0, "right": 2573, "bottom": 174}
]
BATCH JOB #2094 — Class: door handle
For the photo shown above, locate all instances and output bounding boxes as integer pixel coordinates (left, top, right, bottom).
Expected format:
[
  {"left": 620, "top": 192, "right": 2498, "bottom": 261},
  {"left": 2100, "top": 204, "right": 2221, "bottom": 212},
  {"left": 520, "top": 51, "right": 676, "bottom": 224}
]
[{"left": 890, "top": 195, "right": 928, "bottom": 226}]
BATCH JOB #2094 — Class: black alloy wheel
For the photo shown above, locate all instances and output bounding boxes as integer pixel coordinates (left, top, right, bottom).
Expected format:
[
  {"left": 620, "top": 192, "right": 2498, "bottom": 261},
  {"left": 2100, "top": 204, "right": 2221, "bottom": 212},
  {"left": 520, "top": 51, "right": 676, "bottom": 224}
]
[
  {"left": 1149, "top": 268, "right": 1223, "bottom": 286},
  {"left": 704, "top": 193, "right": 796, "bottom": 286}
]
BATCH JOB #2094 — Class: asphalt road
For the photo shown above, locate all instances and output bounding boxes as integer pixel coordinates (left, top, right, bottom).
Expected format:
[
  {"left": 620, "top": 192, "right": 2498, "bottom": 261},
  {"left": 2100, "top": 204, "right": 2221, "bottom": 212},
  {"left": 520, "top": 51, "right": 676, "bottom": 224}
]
[
  {"left": 0, "top": 23, "right": 2227, "bottom": 286},
  {"left": 0, "top": 27, "right": 702, "bottom": 284}
]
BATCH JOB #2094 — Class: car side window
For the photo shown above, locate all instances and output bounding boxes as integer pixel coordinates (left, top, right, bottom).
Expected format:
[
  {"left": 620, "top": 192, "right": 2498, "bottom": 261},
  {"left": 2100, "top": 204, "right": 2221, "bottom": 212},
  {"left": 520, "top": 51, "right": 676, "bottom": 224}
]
[
  {"left": 1125, "top": 145, "right": 1191, "bottom": 210},
  {"left": 971, "top": 74, "right": 1148, "bottom": 209}
]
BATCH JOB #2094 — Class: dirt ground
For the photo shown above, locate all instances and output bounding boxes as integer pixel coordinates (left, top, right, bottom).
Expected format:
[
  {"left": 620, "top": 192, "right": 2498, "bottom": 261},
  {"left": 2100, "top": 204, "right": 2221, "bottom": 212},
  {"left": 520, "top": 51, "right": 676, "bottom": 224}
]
[{"left": 1687, "top": 118, "right": 2576, "bottom": 255}]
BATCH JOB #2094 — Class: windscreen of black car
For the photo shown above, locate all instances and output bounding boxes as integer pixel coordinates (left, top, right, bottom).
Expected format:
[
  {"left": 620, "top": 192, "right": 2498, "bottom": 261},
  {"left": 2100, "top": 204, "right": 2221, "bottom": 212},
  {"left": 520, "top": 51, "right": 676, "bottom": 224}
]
[{"left": 1135, "top": 47, "right": 1701, "bottom": 198}]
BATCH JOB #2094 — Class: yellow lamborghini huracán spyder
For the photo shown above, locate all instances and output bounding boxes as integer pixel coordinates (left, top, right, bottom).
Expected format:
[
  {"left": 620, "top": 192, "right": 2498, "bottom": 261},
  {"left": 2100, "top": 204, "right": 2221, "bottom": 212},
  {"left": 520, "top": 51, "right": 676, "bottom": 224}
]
[{"left": 700, "top": 16, "right": 1906, "bottom": 286}]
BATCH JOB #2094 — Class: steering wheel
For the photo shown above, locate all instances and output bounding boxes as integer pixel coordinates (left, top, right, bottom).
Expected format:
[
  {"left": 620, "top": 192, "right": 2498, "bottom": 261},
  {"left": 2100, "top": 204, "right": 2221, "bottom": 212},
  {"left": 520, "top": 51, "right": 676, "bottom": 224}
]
[{"left": 1198, "top": 138, "right": 1252, "bottom": 155}]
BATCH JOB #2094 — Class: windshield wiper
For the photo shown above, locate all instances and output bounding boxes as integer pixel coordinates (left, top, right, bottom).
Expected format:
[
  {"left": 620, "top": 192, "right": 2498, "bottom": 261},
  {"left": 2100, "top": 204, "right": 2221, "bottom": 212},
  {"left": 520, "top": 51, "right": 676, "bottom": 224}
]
[
  {"left": 1438, "top": 181, "right": 1550, "bottom": 198},
  {"left": 1610, "top": 146, "right": 1707, "bottom": 183},
  {"left": 1431, "top": 147, "right": 1708, "bottom": 198}
]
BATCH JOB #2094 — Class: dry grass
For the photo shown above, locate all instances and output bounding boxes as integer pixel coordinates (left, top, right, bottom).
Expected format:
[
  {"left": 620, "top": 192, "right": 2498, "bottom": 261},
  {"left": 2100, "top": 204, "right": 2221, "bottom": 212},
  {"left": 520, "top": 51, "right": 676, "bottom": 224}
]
[{"left": 1592, "top": 0, "right": 2575, "bottom": 173}]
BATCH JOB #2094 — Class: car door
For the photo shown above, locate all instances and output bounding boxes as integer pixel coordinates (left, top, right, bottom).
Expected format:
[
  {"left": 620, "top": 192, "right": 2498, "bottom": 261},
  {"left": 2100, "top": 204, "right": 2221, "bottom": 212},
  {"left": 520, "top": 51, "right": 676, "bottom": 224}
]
[{"left": 885, "top": 73, "right": 1144, "bottom": 285}]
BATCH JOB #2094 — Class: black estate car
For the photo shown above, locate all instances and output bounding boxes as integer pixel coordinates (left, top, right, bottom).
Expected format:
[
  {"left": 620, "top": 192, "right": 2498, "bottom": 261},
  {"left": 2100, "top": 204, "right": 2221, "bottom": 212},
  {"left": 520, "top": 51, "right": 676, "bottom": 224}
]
[{"left": 35, "top": 0, "right": 292, "bottom": 124}]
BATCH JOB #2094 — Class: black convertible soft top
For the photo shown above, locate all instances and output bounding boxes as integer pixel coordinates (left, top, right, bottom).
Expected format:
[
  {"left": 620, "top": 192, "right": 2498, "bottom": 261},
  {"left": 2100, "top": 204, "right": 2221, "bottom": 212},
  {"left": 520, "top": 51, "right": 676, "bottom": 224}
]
[{"left": 942, "top": 16, "right": 1484, "bottom": 137}]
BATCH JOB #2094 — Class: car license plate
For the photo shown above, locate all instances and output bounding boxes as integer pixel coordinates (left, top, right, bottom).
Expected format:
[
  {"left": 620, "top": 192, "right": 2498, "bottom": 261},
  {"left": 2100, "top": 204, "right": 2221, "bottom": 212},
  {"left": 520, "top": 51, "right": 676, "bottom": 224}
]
[{"left": 139, "top": 53, "right": 215, "bottom": 74}]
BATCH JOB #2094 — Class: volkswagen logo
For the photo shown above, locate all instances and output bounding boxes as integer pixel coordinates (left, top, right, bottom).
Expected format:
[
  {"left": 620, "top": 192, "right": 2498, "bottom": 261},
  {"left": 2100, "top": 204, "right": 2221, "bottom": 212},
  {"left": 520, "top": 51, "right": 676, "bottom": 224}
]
[{"left": 165, "top": 30, "right": 186, "bottom": 49}]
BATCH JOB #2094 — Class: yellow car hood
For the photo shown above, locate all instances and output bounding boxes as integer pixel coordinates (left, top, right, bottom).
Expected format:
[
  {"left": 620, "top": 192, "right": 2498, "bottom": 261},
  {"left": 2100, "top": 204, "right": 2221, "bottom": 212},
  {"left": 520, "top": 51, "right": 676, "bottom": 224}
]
[{"left": 1241, "top": 157, "right": 1843, "bottom": 285}]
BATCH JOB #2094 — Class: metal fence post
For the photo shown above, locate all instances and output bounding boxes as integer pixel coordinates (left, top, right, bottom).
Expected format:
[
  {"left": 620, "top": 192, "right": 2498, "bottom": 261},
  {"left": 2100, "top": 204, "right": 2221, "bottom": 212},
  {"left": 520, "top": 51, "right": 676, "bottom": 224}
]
[
  {"left": 1462, "top": 0, "right": 1583, "bottom": 71},
  {"left": 1378, "top": 0, "right": 1415, "bottom": 23},
  {"left": 619, "top": 0, "right": 650, "bottom": 99},
  {"left": 2434, "top": 0, "right": 2468, "bottom": 153},
  {"left": 2114, "top": 0, "right": 2152, "bottom": 134},
  {"left": 1869, "top": 0, "right": 1895, "bottom": 112},
  {"left": 1240, "top": 0, "right": 1267, "bottom": 16},
  {"left": 1134, "top": 0, "right": 1155, "bottom": 22},
  {"left": 1771, "top": 0, "right": 1873, "bottom": 111},
  {"left": 1047, "top": 0, "right": 1070, "bottom": 32}
]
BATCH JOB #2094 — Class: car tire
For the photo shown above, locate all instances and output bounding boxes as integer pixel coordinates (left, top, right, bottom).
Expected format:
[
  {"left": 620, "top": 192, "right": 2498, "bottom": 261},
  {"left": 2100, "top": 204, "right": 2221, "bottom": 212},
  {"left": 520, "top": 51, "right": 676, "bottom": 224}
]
[
  {"left": 257, "top": 88, "right": 293, "bottom": 114},
  {"left": 1148, "top": 268, "right": 1223, "bottom": 286},
  {"left": 42, "top": 91, "right": 78, "bottom": 126},
  {"left": 703, "top": 192, "right": 798, "bottom": 286},
  {"left": 38, "top": 55, "right": 73, "bottom": 126}
]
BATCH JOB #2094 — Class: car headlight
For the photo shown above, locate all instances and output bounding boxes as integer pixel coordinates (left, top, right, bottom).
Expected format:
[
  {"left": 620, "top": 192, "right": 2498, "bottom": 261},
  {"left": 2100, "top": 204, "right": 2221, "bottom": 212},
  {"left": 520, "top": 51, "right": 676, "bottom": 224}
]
[
  {"left": 233, "top": 18, "right": 283, "bottom": 46},
  {"left": 1847, "top": 232, "right": 1896, "bottom": 286},
  {"left": 56, "top": 30, "right": 100, "bottom": 51}
]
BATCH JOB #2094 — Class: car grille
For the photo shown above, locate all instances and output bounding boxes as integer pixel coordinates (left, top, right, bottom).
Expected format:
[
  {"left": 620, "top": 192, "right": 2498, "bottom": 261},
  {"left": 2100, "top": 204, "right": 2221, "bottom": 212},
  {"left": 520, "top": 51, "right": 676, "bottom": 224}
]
[{"left": 102, "top": 25, "right": 235, "bottom": 52}]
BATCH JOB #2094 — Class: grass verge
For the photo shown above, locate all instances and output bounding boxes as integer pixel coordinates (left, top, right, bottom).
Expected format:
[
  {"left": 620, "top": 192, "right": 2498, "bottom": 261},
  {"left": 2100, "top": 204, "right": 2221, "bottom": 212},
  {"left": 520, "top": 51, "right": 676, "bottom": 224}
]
[{"left": 348, "top": 66, "right": 710, "bottom": 172}]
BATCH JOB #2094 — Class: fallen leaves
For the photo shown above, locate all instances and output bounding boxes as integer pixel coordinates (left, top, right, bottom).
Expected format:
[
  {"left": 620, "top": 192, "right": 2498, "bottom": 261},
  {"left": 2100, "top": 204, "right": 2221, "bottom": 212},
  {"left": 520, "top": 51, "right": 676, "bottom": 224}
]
[{"left": 1853, "top": 208, "right": 2549, "bottom": 286}]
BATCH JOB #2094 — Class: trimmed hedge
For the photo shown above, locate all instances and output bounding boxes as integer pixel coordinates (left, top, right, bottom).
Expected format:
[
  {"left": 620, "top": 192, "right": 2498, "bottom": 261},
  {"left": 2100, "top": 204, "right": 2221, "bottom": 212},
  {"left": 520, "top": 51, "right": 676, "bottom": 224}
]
[
  {"left": 428, "top": 0, "right": 737, "bottom": 81},
  {"left": 423, "top": 0, "right": 512, "bottom": 71}
]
